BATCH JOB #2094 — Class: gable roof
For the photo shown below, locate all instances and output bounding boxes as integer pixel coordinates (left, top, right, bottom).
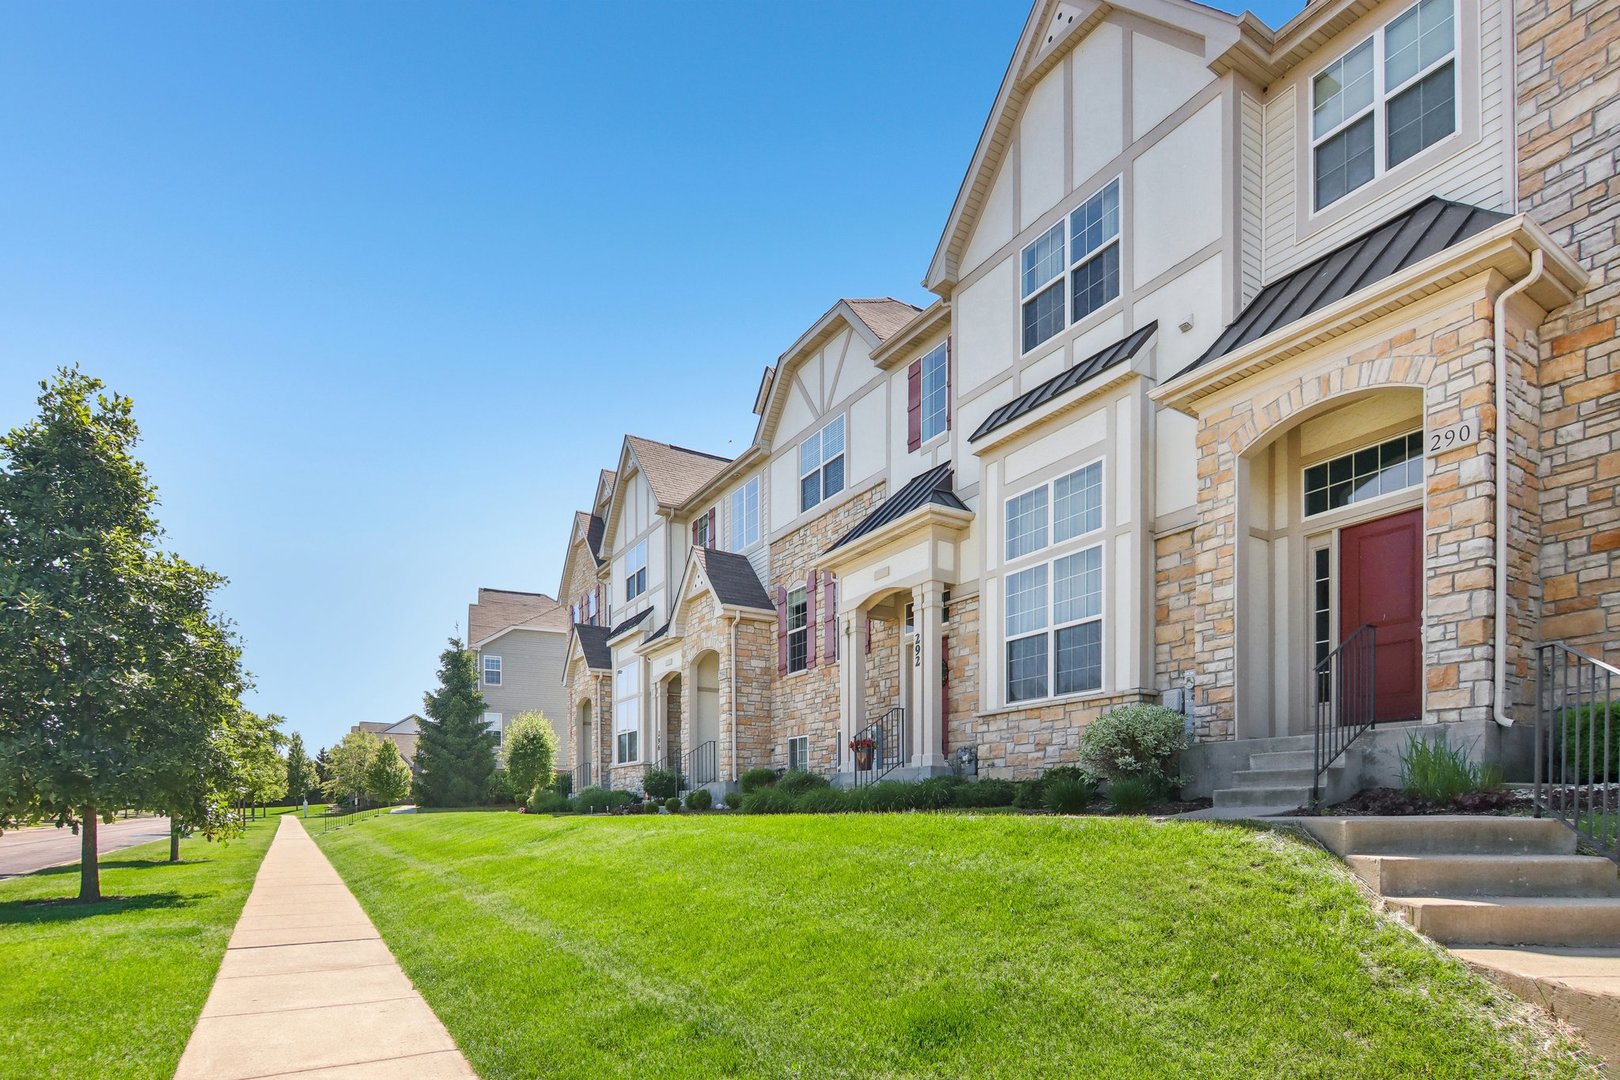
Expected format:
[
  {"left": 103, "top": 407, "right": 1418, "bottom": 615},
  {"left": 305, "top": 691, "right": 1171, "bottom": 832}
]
[
  {"left": 624, "top": 435, "right": 732, "bottom": 510},
  {"left": 1173, "top": 197, "right": 1509, "bottom": 381},
  {"left": 970, "top": 322, "right": 1157, "bottom": 443},
  {"left": 467, "top": 588, "right": 563, "bottom": 647},
  {"left": 697, "top": 548, "right": 774, "bottom": 610},
  {"left": 827, "top": 465, "right": 969, "bottom": 553},
  {"left": 572, "top": 624, "right": 612, "bottom": 671},
  {"left": 843, "top": 298, "right": 925, "bottom": 343}
]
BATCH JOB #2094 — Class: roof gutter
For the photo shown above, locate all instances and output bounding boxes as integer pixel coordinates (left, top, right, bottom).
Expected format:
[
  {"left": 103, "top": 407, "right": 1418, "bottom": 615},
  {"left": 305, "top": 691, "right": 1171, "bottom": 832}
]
[{"left": 1491, "top": 249, "right": 1546, "bottom": 729}]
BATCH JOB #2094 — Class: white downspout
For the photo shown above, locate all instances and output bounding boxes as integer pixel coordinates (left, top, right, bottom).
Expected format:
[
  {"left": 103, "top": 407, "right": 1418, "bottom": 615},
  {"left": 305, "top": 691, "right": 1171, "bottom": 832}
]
[
  {"left": 1492, "top": 248, "right": 1546, "bottom": 727},
  {"left": 727, "top": 613, "right": 740, "bottom": 783}
]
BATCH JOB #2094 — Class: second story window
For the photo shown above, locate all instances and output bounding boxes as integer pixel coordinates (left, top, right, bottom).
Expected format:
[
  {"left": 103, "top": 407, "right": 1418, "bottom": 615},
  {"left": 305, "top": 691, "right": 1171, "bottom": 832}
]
[
  {"left": 909, "top": 341, "right": 950, "bottom": 450},
  {"left": 786, "top": 587, "right": 809, "bottom": 672},
  {"left": 799, "top": 416, "right": 845, "bottom": 512},
  {"left": 692, "top": 508, "right": 714, "bottom": 549},
  {"left": 624, "top": 540, "right": 647, "bottom": 602},
  {"left": 730, "top": 475, "right": 761, "bottom": 550},
  {"left": 1021, "top": 179, "right": 1122, "bottom": 353},
  {"left": 482, "top": 655, "right": 501, "bottom": 687},
  {"left": 1312, "top": 0, "right": 1455, "bottom": 210},
  {"left": 586, "top": 589, "right": 598, "bottom": 623}
]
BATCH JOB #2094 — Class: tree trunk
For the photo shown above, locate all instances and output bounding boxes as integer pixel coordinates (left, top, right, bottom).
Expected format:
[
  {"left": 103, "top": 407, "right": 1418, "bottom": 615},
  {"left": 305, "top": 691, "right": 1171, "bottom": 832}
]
[
  {"left": 79, "top": 807, "right": 101, "bottom": 903},
  {"left": 170, "top": 819, "right": 181, "bottom": 863}
]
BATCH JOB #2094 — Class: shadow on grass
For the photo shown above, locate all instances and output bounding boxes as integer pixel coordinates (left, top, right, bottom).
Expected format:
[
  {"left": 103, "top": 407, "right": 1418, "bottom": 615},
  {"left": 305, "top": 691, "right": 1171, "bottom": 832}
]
[
  {"left": 23, "top": 855, "right": 216, "bottom": 881},
  {"left": 0, "top": 890, "right": 199, "bottom": 925}
]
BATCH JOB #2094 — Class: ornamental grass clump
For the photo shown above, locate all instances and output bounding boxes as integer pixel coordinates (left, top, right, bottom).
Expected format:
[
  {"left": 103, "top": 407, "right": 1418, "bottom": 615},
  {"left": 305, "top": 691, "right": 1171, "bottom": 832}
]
[
  {"left": 1400, "top": 732, "right": 1504, "bottom": 803},
  {"left": 777, "top": 770, "right": 830, "bottom": 796},
  {"left": 739, "top": 767, "right": 779, "bottom": 794},
  {"left": 1077, "top": 703, "right": 1187, "bottom": 790},
  {"left": 952, "top": 778, "right": 1016, "bottom": 808},
  {"left": 1043, "top": 775, "right": 1100, "bottom": 814},
  {"left": 1106, "top": 776, "right": 1162, "bottom": 814}
]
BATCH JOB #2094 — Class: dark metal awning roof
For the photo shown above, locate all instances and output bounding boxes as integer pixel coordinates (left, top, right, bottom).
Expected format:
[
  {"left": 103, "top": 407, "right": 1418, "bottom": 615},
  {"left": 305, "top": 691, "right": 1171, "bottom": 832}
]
[
  {"left": 969, "top": 322, "right": 1157, "bottom": 444},
  {"left": 826, "top": 465, "right": 967, "bottom": 553}
]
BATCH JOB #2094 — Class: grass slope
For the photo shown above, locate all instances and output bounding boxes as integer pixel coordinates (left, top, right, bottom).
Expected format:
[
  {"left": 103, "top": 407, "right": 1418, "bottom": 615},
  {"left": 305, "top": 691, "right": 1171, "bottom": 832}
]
[
  {"left": 0, "top": 817, "right": 277, "bottom": 1080},
  {"left": 318, "top": 812, "right": 1595, "bottom": 1079}
]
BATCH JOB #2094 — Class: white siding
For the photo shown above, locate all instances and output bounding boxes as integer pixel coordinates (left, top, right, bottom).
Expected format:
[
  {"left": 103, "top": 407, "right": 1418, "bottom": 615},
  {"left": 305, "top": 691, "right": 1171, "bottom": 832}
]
[{"left": 1239, "top": 91, "right": 1265, "bottom": 305}]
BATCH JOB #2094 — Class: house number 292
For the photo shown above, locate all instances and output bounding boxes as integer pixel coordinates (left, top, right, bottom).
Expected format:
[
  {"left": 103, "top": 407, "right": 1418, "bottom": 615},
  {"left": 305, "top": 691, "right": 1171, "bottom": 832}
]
[{"left": 1429, "top": 419, "right": 1477, "bottom": 454}]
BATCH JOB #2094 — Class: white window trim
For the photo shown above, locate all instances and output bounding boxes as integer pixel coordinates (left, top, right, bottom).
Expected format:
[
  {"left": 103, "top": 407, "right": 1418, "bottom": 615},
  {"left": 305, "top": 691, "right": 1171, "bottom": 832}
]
[
  {"left": 624, "top": 539, "right": 648, "bottom": 602},
  {"left": 787, "top": 735, "right": 809, "bottom": 773},
  {"left": 1308, "top": 0, "right": 1459, "bottom": 213},
  {"left": 919, "top": 341, "right": 950, "bottom": 446},
  {"left": 730, "top": 474, "right": 762, "bottom": 551},
  {"left": 1018, "top": 176, "right": 1125, "bottom": 357},
  {"left": 482, "top": 655, "right": 502, "bottom": 687},
  {"left": 1000, "top": 457, "right": 1108, "bottom": 707},
  {"left": 799, "top": 416, "right": 847, "bottom": 513},
  {"left": 1301, "top": 428, "right": 1424, "bottom": 519},
  {"left": 613, "top": 663, "right": 641, "bottom": 765},
  {"left": 786, "top": 585, "right": 809, "bottom": 674}
]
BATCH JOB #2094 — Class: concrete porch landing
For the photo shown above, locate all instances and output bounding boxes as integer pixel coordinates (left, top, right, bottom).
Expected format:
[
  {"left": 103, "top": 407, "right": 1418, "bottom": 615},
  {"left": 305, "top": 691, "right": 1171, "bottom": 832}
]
[{"left": 174, "top": 816, "right": 474, "bottom": 1080}]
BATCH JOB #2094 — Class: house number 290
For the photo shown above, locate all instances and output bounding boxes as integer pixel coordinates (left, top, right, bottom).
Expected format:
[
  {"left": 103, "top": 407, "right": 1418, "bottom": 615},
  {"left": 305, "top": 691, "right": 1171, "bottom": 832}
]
[{"left": 1429, "top": 419, "right": 1477, "bottom": 454}]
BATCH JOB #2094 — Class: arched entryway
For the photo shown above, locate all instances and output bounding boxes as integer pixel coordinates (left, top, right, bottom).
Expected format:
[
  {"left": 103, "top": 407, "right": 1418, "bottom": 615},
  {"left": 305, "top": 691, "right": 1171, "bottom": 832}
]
[
  {"left": 1235, "top": 387, "right": 1427, "bottom": 739},
  {"left": 662, "top": 673, "right": 683, "bottom": 772},
  {"left": 690, "top": 651, "right": 720, "bottom": 784},
  {"left": 576, "top": 699, "right": 593, "bottom": 789}
]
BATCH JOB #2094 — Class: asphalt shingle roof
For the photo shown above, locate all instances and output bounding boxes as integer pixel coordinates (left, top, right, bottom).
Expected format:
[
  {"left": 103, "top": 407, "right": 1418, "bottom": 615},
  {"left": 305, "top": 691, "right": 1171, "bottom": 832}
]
[
  {"left": 467, "top": 588, "right": 563, "bottom": 645},
  {"left": 969, "top": 322, "right": 1158, "bottom": 444},
  {"left": 699, "top": 548, "right": 774, "bottom": 610},
  {"left": 1176, "top": 196, "right": 1509, "bottom": 380},
  {"left": 573, "top": 624, "right": 611, "bottom": 670},
  {"left": 827, "top": 465, "right": 968, "bottom": 552},
  {"left": 625, "top": 436, "right": 732, "bottom": 509},
  {"left": 844, "top": 298, "right": 923, "bottom": 343}
]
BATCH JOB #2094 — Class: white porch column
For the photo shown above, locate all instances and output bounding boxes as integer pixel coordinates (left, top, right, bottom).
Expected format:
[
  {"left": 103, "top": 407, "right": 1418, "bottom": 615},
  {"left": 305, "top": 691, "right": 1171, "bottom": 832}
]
[
  {"left": 913, "top": 583, "right": 946, "bottom": 770},
  {"left": 839, "top": 610, "right": 868, "bottom": 777}
]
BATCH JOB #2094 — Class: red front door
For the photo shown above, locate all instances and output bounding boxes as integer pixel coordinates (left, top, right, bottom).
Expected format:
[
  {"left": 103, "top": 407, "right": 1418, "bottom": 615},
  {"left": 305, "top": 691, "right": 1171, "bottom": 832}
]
[{"left": 1339, "top": 508, "right": 1423, "bottom": 722}]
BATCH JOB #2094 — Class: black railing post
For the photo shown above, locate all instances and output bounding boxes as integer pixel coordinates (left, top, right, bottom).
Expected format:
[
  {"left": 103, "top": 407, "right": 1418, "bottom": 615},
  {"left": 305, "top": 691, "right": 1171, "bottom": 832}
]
[{"left": 1311, "top": 624, "right": 1377, "bottom": 806}]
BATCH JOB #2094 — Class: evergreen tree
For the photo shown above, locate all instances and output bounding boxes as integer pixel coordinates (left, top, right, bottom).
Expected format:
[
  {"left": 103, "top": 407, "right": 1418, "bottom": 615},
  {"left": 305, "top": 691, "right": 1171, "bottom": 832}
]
[
  {"left": 0, "top": 369, "right": 245, "bottom": 899},
  {"left": 414, "top": 638, "right": 496, "bottom": 807},
  {"left": 284, "top": 731, "right": 317, "bottom": 804},
  {"left": 314, "top": 746, "right": 331, "bottom": 791}
]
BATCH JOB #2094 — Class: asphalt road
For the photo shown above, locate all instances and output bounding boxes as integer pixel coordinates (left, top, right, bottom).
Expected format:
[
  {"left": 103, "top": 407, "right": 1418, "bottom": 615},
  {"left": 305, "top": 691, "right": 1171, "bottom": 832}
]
[{"left": 0, "top": 816, "right": 173, "bottom": 880}]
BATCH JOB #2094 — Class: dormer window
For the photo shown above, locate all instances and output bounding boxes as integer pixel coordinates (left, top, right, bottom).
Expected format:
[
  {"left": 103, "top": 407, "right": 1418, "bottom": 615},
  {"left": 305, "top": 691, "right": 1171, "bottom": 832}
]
[
  {"left": 1312, "top": 0, "right": 1456, "bottom": 210},
  {"left": 1020, "top": 179, "right": 1122, "bottom": 353}
]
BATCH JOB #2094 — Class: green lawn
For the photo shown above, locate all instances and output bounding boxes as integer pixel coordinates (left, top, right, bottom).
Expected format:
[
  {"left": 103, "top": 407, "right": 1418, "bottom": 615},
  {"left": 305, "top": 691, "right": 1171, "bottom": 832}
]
[
  {"left": 0, "top": 816, "right": 277, "bottom": 1080},
  {"left": 317, "top": 812, "right": 1597, "bottom": 1079}
]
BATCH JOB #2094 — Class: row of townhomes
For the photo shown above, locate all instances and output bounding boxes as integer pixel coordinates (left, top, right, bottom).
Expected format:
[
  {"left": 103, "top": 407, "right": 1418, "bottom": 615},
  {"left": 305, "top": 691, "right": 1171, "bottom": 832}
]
[{"left": 541, "top": 0, "right": 1615, "bottom": 809}]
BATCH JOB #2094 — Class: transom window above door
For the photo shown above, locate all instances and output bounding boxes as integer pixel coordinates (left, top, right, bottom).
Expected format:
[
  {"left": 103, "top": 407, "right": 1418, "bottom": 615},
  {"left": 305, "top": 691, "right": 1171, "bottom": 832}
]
[
  {"left": 800, "top": 416, "right": 846, "bottom": 512},
  {"left": 1311, "top": 0, "right": 1456, "bottom": 210},
  {"left": 1304, "top": 430, "right": 1423, "bottom": 516},
  {"left": 1020, "top": 179, "right": 1122, "bottom": 353}
]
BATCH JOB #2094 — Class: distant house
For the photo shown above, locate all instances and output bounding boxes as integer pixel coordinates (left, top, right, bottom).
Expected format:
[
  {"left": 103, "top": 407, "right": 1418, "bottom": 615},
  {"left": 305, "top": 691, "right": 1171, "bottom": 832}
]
[
  {"left": 467, "top": 588, "right": 571, "bottom": 763},
  {"left": 352, "top": 714, "right": 422, "bottom": 765}
]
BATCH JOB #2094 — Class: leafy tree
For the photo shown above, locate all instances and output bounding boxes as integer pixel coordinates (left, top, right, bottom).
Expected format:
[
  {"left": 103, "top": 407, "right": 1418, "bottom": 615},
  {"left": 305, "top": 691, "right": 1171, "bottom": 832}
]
[
  {"left": 502, "top": 712, "right": 558, "bottom": 800},
  {"left": 231, "top": 711, "right": 286, "bottom": 818},
  {"left": 284, "top": 731, "right": 317, "bottom": 805},
  {"left": 365, "top": 741, "right": 412, "bottom": 806},
  {"left": 0, "top": 369, "right": 245, "bottom": 901},
  {"left": 322, "top": 731, "right": 379, "bottom": 808},
  {"left": 414, "top": 638, "right": 496, "bottom": 807}
]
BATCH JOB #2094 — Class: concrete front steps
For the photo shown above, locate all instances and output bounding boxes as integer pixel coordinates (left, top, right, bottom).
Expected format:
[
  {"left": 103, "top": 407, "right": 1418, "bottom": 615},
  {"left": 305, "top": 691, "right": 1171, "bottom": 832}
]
[
  {"left": 1298, "top": 814, "right": 1620, "bottom": 1068},
  {"left": 1211, "top": 736, "right": 1361, "bottom": 814}
]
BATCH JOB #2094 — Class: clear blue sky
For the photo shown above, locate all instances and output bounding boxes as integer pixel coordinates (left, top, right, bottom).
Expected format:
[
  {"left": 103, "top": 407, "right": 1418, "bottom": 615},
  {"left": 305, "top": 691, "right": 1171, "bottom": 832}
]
[{"left": 0, "top": 0, "right": 1301, "bottom": 753}]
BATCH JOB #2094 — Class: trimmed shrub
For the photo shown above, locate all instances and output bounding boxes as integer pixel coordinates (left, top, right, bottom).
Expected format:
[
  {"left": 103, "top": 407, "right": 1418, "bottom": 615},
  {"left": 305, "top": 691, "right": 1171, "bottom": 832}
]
[
  {"left": 741, "top": 787, "right": 796, "bottom": 814},
  {"left": 483, "top": 768, "right": 521, "bottom": 806},
  {"left": 913, "top": 776, "right": 959, "bottom": 811},
  {"left": 1107, "top": 777, "right": 1162, "bottom": 814},
  {"left": 777, "top": 770, "right": 831, "bottom": 796},
  {"left": 1400, "top": 732, "right": 1503, "bottom": 802},
  {"left": 1557, "top": 703, "right": 1620, "bottom": 785},
  {"left": 565, "top": 795, "right": 584, "bottom": 813},
  {"left": 865, "top": 781, "right": 916, "bottom": 812},
  {"left": 526, "top": 788, "right": 570, "bottom": 814},
  {"left": 1043, "top": 775, "right": 1098, "bottom": 815},
  {"left": 1077, "top": 703, "right": 1187, "bottom": 787},
  {"left": 953, "top": 778, "right": 1017, "bottom": 808},
  {"left": 795, "top": 788, "right": 849, "bottom": 813},
  {"left": 605, "top": 789, "right": 635, "bottom": 810},
  {"left": 1010, "top": 779, "right": 1045, "bottom": 810},
  {"left": 551, "top": 771, "right": 573, "bottom": 798},
  {"left": 723, "top": 789, "right": 746, "bottom": 809},
  {"left": 685, "top": 788, "right": 713, "bottom": 811},
  {"left": 643, "top": 768, "right": 679, "bottom": 801},
  {"left": 664, "top": 796, "right": 682, "bottom": 813},
  {"left": 576, "top": 786, "right": 612, "bottom": 813},
  {"left": 739, "top": 767, "right": 780, "bottom": 794}
]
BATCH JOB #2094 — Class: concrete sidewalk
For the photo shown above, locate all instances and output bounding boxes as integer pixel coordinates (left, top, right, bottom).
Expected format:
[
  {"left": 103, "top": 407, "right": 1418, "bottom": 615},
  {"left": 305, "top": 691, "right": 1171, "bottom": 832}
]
[{"left": 175, "top": 816, "right": 475, "bottom": 1080}]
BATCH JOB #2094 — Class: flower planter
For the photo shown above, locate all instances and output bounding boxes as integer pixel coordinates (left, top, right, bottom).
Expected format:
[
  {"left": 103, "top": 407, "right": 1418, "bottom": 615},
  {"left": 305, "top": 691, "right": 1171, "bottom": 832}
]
[{"left": 854, "top": 745, "right": 875, "bottom": 771}]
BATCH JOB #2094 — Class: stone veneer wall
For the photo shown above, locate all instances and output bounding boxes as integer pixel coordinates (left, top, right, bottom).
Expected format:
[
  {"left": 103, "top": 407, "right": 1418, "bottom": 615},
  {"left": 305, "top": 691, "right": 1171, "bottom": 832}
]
[
  {"left": 677, "top": 588, "right": 776, "bottom": 783},
  {"left": 1520, "top": 0, "right": 1620, "bottom": 663},
  {"left": 564, "top": 656, "right": 611, "bottom": 788},
  {"left": 1189, "top": 291, "right": 1534, "bottom": 738},
  {"left": 943, "top": 595, "right": 981, "bottom": 758},
  {"left": 768, "top": 484, "right": 888, "bottom": 773},
  {"left": 1153, "top": 524, "right": 1198, "bottom": 701},
  {"left": 974, "top": 691, "right": 1153, "bottom": 777}
]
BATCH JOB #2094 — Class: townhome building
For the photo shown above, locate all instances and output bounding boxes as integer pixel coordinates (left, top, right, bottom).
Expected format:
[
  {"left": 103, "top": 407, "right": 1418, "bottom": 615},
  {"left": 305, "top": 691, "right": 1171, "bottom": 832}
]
[
  {"left": 556, "top": 0, "right": 1617, "bottom": 809},
  {"left": 466, "top": 587, "right": 571, "bottom": 760}
]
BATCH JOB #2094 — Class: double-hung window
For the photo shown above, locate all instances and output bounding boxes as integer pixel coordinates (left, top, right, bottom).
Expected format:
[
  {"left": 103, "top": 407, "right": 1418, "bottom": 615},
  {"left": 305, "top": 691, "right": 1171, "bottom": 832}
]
[
  {"left": 482, "top": 655, "right": 502, "bottom": 687},
  {"left": 1312, "top": 0, "right": 1456, "bottom": 210},
  {"left": 693, "top": 511, "right": 712, "bottom": 549},
  {"left": 586, "top": 589, "right": 598, "bottom": 623},
  {"left": 919, "top": 342, "right": 949, "bottom": 444},
  {"left": 614, "top": 663, "right": 639, "bottom": 763},
  {"left": 1020, "top": 179, "right": 1122, "bottom": 353},
  {"left": 799, "top": 416, "right": 846, "bottom": 512},
  {"left": 1003, "top": 460, "right": 1106, "bottom": 703},
  {"left": 786, "top": 586, "right": 809, "bottom": 673},
  {"left": 730, "top": 475, "right": 760, "bottom": 550},
  {"left": 624, "top": 540, "right": 647, "bottom": 602},
  {"left": 787, "top": 735, "right": 808, "bottom": 773},
  {"left": 483, "top": 711, "right": 502, "bottom": 746}
]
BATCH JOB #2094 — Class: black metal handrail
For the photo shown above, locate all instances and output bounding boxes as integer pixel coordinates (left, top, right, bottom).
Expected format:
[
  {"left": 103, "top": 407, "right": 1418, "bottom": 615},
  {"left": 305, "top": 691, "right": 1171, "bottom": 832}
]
[
  {"left": 680, "top": 740, "right": 718, "bottom": 791},
  {"left": 570, "top": 763, "right": 593, "bottom": 793},
  {"left": 1312, "top": 624, "right": 1376, "bottom": 805},
  {"left": 852, "top": 707, "right": 905, "bottom": 787},
  {"left": 1535, "top": 642, "right": 1619, "bottom": 861}
]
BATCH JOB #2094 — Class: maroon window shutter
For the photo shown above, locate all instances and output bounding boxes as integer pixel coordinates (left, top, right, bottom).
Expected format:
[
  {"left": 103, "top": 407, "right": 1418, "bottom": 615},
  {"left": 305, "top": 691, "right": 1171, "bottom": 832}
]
[
  {"left": 823, "top": 573, "right": 837, "bottom": 662},
  {"left": 945, "top": 338, "right": 953, "bottom": 430},
  {"left": 691, "top": 519, "right": 700, "bottom": 546},
  {"left": 906, "top": 359, "right": 923, "bottom": 451},
  {"left": 776, "top": 585, "right": 788, "bottom": 676},
  {"left": 805, "top": 571, "right": 818, "bottom": 669},
  {"left": 707, "top": 508, "right": 717, "bottom": 548}
]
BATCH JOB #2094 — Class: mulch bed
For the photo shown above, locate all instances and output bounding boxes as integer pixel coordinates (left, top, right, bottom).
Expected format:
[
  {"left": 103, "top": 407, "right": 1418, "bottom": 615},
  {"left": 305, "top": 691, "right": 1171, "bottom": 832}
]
[{"left": 1282, "top": 786, "right": 1533, "bottom": 817}]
